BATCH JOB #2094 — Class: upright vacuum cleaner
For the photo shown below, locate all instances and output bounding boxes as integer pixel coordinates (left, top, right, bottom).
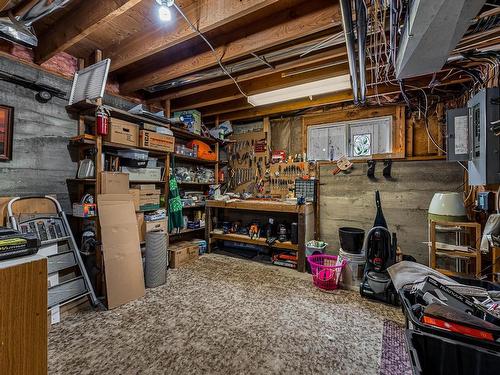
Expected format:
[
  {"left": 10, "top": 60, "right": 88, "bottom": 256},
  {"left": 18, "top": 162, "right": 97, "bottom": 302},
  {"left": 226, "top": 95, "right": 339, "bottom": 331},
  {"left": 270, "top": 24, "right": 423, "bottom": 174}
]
[{"left": 360, "top": 191, "right": 399, "bottom": 305}]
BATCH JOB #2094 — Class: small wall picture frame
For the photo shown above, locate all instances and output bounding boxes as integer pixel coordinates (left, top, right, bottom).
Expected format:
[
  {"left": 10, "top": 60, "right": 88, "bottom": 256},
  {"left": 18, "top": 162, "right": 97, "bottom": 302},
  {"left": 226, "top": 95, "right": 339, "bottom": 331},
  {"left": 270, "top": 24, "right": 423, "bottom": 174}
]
[{"left": 0, "top": 105, "right": 13, "bottom": 161}]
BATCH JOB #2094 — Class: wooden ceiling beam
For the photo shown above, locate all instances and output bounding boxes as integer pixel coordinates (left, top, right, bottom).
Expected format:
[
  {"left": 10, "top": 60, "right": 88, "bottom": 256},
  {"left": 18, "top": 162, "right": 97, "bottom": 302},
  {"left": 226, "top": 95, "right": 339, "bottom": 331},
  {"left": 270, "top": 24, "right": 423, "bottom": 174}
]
[
  {"left": 121, "top": 1, "right": 341, "bottom": 93},
  {"left": 171, "top": 63, "right": 350, "bottom": 111},
  {"left": 35, "top": 0, "right": 143, "bottom": 63},
  {"left": 147, "top": 46, "right": 347, "bottom": 103},
  {"left": 209, "top": 76, "right": 472, "bottom": 122},
  {"left": 0, "top": 0, "right": 11, "bottom": 12},
  {"left": 106, "top": 0, "right": 282, "bottom": 72}
]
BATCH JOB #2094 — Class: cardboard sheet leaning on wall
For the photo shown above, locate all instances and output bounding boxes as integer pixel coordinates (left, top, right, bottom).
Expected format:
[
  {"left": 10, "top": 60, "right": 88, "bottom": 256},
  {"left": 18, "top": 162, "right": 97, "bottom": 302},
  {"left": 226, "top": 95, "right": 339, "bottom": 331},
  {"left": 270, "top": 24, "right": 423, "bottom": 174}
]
[{"left": 97, "top": 194, "right": 145, "bottom": 309}]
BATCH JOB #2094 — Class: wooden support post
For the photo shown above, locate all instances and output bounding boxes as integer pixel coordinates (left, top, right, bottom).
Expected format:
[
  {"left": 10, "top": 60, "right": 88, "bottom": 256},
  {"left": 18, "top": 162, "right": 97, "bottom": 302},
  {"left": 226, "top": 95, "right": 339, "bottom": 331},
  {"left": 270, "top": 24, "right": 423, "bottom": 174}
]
[
  {"left": 161, "top": 99, "right": 171, "bottom": 118},
  {"left": 92, "top": 49, "right": 104, "bottom": 296},
  {"left": 406, "top": 117, "right": 414, "bottom": 157},
  {"left": 297, "top": 211, "right": 306, "bottom": 272},
  {"left": 263, "top": 116, "right": 271, "bottom": 150}
]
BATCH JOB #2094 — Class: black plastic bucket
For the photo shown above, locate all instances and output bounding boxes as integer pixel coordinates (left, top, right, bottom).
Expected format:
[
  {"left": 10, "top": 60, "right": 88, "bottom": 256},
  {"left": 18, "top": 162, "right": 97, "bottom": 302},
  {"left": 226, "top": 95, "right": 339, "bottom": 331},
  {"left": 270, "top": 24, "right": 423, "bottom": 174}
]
[{"left": 339, "top": 227, "right": 365, "bottom": 254}]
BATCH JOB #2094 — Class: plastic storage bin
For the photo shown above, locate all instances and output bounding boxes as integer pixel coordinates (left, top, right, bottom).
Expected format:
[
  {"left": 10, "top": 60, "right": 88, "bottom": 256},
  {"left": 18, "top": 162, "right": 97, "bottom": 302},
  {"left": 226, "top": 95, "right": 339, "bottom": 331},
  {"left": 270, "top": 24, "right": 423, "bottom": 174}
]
[
  {"left": 399, "top": 287, "right": 500, "bottom": 352},
  {"left": 405, "top": 329, "right": 500, "bottom": 375},
  {"left": 305, "top": 240, "right": 327, "bottom": 257},
  {"left": 118, "top": 149, "right": 149, "bottom": 168}
]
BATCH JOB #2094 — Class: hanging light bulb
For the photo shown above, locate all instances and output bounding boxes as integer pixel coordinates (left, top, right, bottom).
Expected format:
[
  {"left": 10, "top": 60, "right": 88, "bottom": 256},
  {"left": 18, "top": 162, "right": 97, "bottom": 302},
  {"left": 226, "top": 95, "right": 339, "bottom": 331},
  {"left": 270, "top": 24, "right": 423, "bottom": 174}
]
[
  {"left": 158, "top": 5, "right": 171, "bottom": 21},
  {"left": 156, "top": 0, "right": 174, "bottom": 22}
]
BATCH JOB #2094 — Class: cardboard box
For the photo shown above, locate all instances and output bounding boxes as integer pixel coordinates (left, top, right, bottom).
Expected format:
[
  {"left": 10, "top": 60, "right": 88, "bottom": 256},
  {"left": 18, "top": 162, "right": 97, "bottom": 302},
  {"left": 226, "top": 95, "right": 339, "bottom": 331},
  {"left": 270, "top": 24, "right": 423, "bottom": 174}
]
[
  {"left": 72, "top": 203, "right": 97, "bottom": 217},
  {"left": 105, "top": 118, "right": 139, "bottom": 146},
  {"left": 97, "top": 194, "right": 145, "bottom": 309},
  {"left": 174, "top": 110, "right": 201, "bottom": 135},
  {"left": 101, "top": 172, "right": 129, "bottom": 194},
  {"left": 139, "top": 189, "right": 161, "bottom": 195},
  {"left": 139, "top": 190, "right": 160, "bottom": 211},
  {"left": 129, "top": 189, "right": 140, "bottom": 211},
  {"left": 131, "top": 184, "right": 157, "bottom": 190},
  {"left": 168, "top": 240, "right": 199, "bottom": 268},
  {"left": 143, "top": 218, "right": 167, "bottom": 237},
  {"left": 136, "top": 212, "right": 144, "bottom": 242},
  {"left": 142, "top": 123, "right": 158, "bottom": 132},
  {"left": 139, "top": 130, "right": 174, "bottom": 152},
  {"left": 121, "top": 167, "right": 162, "bottom": 182}
]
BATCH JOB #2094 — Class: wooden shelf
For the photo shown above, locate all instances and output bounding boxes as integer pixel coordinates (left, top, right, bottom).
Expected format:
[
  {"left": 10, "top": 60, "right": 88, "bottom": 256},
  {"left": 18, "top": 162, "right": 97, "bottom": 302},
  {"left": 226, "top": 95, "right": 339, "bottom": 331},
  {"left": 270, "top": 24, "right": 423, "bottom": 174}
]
[
  {"left": 210, "top": 232, "right": 298, "bottom": 251},
  {"left": 170, "top": 126, "right": 217, "bottom": 144},
  {"left": 182, "top": 205, "right": 206, "bottom": 209},
  {"left": 170, "top": 227, "right": 205, "bottom": 237},
  {"left": 206, "top": 200, "right": 308, "bottom": 214},
  {"left": 177, "top": 181, "right": 212, "bottom": 186},
  {"left": 129, "top": 180, "right": 165, "bottom": 184},
  {"left": 172, "top": 153, "right": 217, "bottom": 165},
  {"left": 66, "top": 178, "right": 96, "bottom": 184},
  {"left": 69, "top": 136, "right": 169, "bottom": 157},
  {"left": 435, "top": 249, "right": 478, "bottom": 258},
  {"left": 66, "top": 100, "right": 170, "bottom": 128}
]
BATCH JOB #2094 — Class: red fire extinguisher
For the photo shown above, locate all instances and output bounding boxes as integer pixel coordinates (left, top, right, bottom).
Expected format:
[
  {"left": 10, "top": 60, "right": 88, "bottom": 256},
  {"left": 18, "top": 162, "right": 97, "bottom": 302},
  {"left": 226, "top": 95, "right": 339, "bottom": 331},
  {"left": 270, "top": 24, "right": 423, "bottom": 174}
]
[{"left": 96, "top": 106, "right": 110, "bottom": 136}]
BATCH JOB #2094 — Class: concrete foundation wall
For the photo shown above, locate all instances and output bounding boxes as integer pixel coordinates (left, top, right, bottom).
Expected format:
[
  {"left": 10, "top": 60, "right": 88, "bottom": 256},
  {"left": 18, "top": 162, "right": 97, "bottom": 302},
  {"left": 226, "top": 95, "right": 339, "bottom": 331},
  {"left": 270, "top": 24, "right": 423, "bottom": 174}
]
[
  {"left": 0, "top": 56, "right": 134, "bottom": 210},
  {"left": 319, "top": 160, "right": 464, "bottom": 264}
]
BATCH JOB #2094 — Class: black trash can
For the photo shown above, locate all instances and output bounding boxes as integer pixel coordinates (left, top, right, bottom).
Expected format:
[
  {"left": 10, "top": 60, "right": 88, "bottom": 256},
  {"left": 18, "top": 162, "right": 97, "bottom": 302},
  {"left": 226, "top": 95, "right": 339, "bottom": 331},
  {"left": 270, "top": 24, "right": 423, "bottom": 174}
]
[{"left": 339, "top": 227, "right": 365, "bottom": 254}]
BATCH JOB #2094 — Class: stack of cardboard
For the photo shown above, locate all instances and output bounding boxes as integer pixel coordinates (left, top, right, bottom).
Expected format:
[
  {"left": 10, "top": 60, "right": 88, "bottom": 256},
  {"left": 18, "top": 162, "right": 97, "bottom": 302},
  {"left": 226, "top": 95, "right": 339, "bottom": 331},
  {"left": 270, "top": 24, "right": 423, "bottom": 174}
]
[
  {"left": 168, "top": 240, "right": 200, "bottom": 268},
  {"left": 97, "top": 174, "right": 145, "bottom": 309}
]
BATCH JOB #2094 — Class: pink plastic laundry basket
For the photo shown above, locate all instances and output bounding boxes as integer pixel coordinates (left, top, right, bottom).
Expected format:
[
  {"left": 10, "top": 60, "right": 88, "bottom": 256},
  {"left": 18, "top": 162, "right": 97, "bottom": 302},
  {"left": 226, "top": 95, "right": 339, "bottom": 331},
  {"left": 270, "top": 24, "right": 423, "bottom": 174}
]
[{"left": 307, "top": 254, "right": 346, "bottom": 291}]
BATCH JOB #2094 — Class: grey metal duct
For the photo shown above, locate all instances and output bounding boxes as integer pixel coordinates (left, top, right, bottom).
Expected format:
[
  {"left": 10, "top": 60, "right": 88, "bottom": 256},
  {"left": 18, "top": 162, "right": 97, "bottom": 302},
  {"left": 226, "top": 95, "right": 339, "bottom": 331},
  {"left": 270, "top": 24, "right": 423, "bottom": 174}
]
[
  {"left": 356, "top": 0, "right": 367, "bottom": 105},
  {"left": 0, "top": 0, "right": 71, "bottom": 47},
  {"left": 339, "top": 0, "right": 359, "bottom": 104},
  {"left": 395, "top": 0, "right": 486, "bottom": 79}
]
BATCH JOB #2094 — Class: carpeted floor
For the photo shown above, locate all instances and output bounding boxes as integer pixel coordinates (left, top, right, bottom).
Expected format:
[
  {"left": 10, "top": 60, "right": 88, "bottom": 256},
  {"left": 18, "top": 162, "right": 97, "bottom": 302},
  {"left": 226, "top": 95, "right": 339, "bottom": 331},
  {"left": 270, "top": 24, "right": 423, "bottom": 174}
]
[{"left": 49, "top": 254, "right": 409, "bottom": 375}]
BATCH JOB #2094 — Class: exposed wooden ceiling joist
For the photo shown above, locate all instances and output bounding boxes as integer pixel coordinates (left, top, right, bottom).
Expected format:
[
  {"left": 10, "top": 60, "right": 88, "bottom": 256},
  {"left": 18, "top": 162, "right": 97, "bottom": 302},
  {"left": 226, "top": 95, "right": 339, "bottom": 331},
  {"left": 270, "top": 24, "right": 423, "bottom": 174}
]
[
  {"left": 106, "top": 0, "right": 283, "bottom": 72},
  {"left": 35, "top": 0, "right": 144, "bottom": 63},
  {"left": 147, "top": 45, "right": 347, "bottom": 103},
  {"left": 121, "top": 1, "right": 341, "bottom": 93},
  {"left": 0, "top": 0, "right": 11, "bottom": 12},
  {"left": 208, "top": 76, "right": 472, "bottom": 122},
  {"left": 171, "top": 63, "right": 350, "bottom": 111}
]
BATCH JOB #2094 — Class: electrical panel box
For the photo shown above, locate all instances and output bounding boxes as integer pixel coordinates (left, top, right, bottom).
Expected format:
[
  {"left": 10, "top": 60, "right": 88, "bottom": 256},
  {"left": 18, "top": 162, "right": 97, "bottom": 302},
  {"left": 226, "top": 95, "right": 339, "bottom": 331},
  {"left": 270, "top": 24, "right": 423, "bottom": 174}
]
[
  {"left": 467, "top": 88, "right": 500, "bottom": 186},
  {"left": 446, "top": 107, "right": 469, "bottom": 161}
]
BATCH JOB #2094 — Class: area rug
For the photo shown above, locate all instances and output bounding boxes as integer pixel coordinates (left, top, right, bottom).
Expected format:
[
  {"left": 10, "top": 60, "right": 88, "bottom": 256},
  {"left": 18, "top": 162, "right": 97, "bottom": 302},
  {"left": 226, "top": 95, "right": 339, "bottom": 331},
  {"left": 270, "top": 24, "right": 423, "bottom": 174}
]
[
  {"left": 379, "top": 320, "right": 412, "bottom": 375},
  {"left": 49, "top": 254, "right": 405, "bottom": 375}
]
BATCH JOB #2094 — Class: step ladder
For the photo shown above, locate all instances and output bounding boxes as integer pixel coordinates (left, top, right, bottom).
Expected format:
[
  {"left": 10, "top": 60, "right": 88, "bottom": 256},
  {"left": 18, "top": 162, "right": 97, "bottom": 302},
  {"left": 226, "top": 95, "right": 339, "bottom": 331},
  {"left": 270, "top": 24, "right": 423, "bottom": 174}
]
[{"left": 7, "top": 196, "right": 99, "bottom": 309}]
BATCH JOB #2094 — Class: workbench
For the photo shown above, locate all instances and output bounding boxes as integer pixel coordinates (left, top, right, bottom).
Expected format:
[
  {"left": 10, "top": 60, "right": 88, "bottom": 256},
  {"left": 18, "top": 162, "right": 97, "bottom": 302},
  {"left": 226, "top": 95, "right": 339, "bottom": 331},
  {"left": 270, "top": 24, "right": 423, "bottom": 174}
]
[{"left": 205, "top": 200, "right": 316, "bottom": 272}]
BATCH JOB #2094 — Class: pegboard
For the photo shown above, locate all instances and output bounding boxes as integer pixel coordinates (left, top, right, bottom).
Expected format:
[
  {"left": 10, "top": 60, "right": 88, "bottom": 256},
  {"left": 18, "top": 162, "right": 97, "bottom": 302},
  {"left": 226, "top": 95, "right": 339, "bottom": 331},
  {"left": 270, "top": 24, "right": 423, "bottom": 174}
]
[
  {"left": 227, "top": 130, "right": 269, "bottom": 193},
  {"left": 268, "top": 161, "right": 316, "bottom": 198}
]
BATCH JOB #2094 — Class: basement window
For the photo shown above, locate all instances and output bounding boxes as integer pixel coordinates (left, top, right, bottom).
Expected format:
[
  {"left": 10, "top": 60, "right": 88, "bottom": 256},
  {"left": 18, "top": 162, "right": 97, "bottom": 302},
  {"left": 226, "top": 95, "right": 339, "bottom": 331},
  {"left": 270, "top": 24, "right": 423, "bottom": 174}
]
[{"left": 307, "top": 116, "right": 392, "bottom": 161}]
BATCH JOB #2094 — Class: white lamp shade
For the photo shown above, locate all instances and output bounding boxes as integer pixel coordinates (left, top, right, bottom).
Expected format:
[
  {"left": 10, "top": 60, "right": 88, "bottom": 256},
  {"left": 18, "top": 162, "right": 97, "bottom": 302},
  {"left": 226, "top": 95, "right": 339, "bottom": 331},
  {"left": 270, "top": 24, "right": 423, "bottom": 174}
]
[{"left": 428, "top": 192, "right": 467, "bottom": 221}]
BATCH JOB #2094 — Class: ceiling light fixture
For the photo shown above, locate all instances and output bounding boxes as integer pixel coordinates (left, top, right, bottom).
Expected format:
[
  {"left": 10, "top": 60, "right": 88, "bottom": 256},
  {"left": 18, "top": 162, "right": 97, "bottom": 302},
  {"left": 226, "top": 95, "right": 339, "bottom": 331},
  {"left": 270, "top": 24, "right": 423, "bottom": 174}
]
[
  {"left": 247, "top": 74, "right": 352, "bottom": 107},
  {"left": 157, "top": 0, "right": 174, "bottom": 22}
]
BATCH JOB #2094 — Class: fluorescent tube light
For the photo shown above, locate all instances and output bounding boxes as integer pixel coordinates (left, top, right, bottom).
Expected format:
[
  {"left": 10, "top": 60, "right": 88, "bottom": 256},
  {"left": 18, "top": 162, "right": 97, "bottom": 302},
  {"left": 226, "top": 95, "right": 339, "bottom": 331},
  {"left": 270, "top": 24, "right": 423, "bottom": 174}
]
[{"left": 247, "top": 74, "right": 351, "bottom": 106}]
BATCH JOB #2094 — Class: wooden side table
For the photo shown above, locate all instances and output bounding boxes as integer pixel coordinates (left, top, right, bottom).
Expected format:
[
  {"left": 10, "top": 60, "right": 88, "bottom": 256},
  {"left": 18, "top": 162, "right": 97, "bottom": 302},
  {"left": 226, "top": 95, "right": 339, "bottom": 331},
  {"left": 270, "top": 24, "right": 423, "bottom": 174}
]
[{"left": 429, "top": 220, "right": 482, "bottom": 278}]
